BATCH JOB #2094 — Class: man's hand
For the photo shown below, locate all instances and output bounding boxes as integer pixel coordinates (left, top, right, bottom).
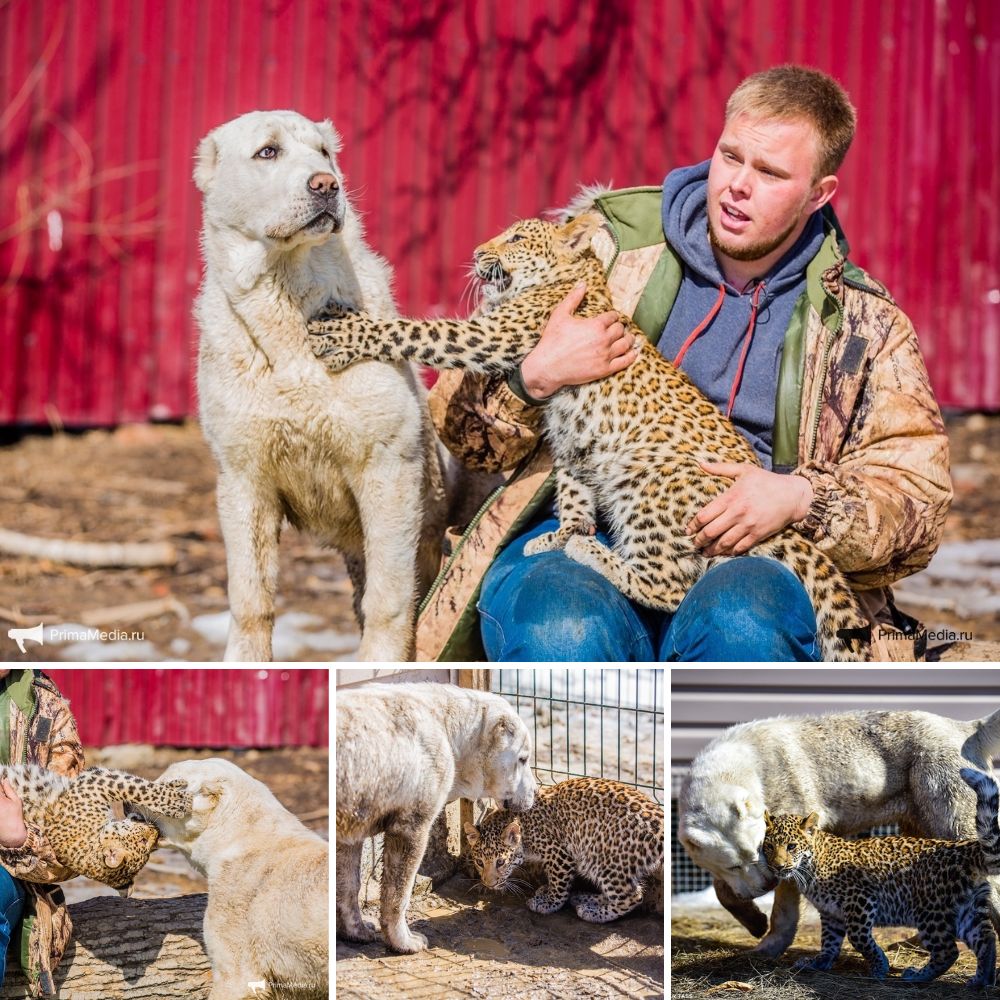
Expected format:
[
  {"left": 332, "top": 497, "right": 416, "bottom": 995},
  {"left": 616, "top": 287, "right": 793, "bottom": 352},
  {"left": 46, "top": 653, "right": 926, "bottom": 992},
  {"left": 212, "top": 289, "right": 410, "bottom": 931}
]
[
  {"left": 0, "top": 779, "right": 27, "bottom": 849},
  {"left": 686, "top": 462, "right": 814, "bottom": 556},
  {"left": 519, "top": 282, "right": 639, "bottom": 400}
]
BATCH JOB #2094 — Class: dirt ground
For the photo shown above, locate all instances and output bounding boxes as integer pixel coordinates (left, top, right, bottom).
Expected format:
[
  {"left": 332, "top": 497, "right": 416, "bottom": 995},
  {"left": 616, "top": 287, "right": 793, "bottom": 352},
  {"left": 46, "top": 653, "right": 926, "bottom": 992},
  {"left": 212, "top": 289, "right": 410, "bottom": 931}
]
[
  {"left": 69, "top": 743, "right": 328, "bottom": 902},
  {"left": 0, "top": 422, "right": 360, "bottom": 661},
  {"left": 336, "top": 873, "right": 664, "bottom": 999},
  {"left": 671, "top": 908, "right": 981, "bottom": 1000},
  {"left": 1, "top": 411, "right": 998, "bottom": 661}
]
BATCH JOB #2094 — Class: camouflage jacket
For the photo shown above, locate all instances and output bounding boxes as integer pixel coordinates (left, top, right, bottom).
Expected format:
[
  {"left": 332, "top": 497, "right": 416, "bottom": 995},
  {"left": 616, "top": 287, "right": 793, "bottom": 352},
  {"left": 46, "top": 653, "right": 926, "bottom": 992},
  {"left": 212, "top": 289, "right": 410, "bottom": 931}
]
[
  {"left": 415, "top": 187, "right": 952, "bottom": 661},
  {"left": 0, "top": 670, "right": 85, "bottom": 997}
]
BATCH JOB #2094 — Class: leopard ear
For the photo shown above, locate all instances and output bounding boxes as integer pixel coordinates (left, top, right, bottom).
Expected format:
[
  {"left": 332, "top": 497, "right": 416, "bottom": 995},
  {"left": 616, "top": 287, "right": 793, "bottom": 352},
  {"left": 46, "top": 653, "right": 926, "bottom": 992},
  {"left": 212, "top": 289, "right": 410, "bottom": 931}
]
[
  {"left": 502, "top": 818, "right": 521, "bottom": 848},
  {"left": 763, "top": 809, "right": 771, "bottom": 824},
  {"left": 463, "top": 822, "right": 480, "bottom": 847},
  {"left": 559, "top": 211, "right": 602, "bottom": 254},
  {"left": 103, "top": 844, "right": 126, "bottom": 869},
  {"left": 802, "top": 812, "right": 820, "bottom": 833}
]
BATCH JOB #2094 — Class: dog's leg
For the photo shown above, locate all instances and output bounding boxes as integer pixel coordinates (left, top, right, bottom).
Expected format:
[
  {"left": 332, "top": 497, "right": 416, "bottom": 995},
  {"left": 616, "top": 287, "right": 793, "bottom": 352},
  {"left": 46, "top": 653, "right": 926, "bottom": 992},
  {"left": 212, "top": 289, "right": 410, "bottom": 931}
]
[
  {"left": 216, "top": 473, "right": 281, "bottom": 661},
  {"left": 380, "top": 821, "right": 432, "bottom": 953},
  {"left": 336, "top": 839, "right": 379, "bottom": 942},
  {"left": 713, "top": 877, "right": 770, "bottom": 938},
  {"left": 753, "top": 879, "right": 802, "bottom": 957},
  {"left": 353, "top": 456, "right": 425, "bottom": 661}
]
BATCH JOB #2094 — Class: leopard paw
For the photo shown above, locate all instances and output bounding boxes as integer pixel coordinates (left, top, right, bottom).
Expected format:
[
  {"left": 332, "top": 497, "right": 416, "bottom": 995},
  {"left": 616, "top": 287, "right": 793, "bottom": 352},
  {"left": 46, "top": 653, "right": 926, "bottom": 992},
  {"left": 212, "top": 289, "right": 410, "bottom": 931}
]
[
  {"left": 524, "top": 532, "right": 564, "bottom": 556},
  {"left": 307, "top": 336, "right": 352, "bottom": 370}
]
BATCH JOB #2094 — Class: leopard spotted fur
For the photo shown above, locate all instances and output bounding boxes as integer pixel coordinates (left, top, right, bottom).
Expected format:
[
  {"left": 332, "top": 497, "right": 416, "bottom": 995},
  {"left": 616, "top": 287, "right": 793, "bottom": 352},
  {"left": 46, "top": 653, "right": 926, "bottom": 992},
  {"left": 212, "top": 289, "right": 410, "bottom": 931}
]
[
  {"left": 464, "top": 777, "right": 663, "bottom": 923},
  {"left": 761, "top": 767, "right": 1000, "bottom": 986},
  {"left": 308, "top": 214, "right": 869, "bottom": 660},
  {"left": 0, "top": 765, "right": 193, "bottom": 895}
]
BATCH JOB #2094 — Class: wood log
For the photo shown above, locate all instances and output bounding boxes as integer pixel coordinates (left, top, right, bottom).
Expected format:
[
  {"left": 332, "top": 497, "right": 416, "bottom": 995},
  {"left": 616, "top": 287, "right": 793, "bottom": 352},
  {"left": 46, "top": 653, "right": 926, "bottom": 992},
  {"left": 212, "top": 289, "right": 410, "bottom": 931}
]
[{"left": 0, "top": 894, "right": 211, "bottom": 1000}]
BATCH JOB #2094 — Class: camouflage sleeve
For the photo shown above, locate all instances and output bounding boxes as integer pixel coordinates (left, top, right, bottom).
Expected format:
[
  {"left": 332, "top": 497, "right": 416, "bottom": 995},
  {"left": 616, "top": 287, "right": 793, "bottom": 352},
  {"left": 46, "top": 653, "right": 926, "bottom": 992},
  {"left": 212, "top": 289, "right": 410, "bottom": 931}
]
[
  {"left": 793, "top": 307, "right": 952, "bottom": 588},
  {"left": 428, "top": 369, "right": 545, "bottom": 474},
  {"left": 0, "top": 684, "right": 84, "bottom": 883}
]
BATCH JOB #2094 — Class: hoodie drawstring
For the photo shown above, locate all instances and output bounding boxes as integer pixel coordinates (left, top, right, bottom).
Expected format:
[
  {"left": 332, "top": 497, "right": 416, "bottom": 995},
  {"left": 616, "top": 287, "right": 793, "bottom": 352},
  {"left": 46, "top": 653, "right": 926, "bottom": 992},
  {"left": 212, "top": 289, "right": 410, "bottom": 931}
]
[
  {"left": 672, "top": 281, "right": 766, "bottom": 420},
  {"left": 672, "top": 283, "right": 725, "bottom": 370}
]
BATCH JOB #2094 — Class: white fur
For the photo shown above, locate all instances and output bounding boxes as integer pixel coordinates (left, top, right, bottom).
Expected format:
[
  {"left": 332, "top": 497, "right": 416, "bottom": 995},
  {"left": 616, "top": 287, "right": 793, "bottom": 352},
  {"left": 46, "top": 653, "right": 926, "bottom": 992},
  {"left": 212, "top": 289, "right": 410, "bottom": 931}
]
[
  {"left": 151, "top": 758, "right": 327, "bottom": 1000},
  {"left": 678, "top": 708, "right": 1000, "bottom": 957},
  {"left": 194, "top": 110, "right": 447, "bottom": 661},
  {"left": 336, "top": 683, "right": 537, "bottom": 953}
]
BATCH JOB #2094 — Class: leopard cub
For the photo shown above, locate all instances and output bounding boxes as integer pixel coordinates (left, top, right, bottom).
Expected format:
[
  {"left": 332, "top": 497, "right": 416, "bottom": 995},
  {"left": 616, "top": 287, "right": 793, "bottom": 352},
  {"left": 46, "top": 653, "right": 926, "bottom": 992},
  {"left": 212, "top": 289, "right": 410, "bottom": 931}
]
[
  {"left": 308, "top": 214, "right": 869, "bottom": 660},
  {"left": 464, "top": 777, "right": 663, "bottom": 923},
  {"left": 0, "top": 765, "right": 193, "bottom": 895},
  {"left": 761, "top": 767, "right": 1000, "bottom": 987}
]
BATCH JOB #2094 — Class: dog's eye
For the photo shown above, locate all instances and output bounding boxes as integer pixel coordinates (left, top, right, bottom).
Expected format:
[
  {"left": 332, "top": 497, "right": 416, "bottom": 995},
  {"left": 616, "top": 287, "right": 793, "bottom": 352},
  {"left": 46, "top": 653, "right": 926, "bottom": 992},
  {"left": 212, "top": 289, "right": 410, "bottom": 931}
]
[
  {"left": 320, "top": 147, "right": 330, "bottom": 159},
  {"left": 519, "top": 755, "right": 528, "bottom": 765},
  {"left": 254, "top": 146, "right": 279, "bottom": 160}
]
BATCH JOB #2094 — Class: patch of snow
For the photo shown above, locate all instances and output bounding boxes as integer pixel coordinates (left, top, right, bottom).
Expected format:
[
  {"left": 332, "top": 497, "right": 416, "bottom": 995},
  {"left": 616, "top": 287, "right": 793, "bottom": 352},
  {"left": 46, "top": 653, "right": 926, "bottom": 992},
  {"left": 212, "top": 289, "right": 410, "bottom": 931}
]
[
  {"left": 671, "top": 887, "right": 775, "bottom": 912},
  {"left": 59, "top": 640, "right": 161, "bottom": 661},
  {"left": 895, "top": 539, "right": 1000, "bottom": 618}
]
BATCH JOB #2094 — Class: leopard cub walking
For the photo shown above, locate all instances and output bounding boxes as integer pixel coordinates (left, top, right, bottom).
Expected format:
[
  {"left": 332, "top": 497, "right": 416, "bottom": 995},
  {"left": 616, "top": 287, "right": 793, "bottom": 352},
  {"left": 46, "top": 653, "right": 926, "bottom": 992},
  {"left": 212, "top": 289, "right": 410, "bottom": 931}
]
[
  {"left": 761, "top": 767, "right": 1000, "bottom": 987},
  {"left": 0, "top": 765, "right": 193, "bottom": 895},
  {"left": 465, "top": 777, "right": 663, "bottom": 923}
]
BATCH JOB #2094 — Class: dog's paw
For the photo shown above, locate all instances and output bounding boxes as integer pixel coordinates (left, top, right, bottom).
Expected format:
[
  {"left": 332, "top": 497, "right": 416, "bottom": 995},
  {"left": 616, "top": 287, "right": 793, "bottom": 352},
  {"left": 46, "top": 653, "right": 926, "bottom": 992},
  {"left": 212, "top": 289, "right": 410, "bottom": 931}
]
[
  {"left": 386, "top": 927, "right": 428, "bottom": 953},
  {"left": 337, "top": 917, "right": 379, "bottom": 943},
  {"left": 753, "top": 935, "right": 793, "bottom": 959}
]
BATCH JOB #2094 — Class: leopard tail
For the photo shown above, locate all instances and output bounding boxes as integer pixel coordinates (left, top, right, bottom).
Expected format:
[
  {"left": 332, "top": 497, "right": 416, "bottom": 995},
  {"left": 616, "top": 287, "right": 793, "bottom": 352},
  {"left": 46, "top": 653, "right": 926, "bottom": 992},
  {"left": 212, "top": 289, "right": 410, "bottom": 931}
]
[{"left": 960, "top": 768, "right": 1000, "bottom": 874}]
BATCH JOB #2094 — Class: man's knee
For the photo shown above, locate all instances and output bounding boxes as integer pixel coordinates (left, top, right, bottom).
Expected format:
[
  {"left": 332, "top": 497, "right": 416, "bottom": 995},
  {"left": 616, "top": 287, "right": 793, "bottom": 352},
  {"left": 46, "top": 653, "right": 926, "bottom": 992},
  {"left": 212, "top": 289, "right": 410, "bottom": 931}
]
[
  {"left": 479, "top": 555, "right": 649, "bottom": 661},
  {"left": 665, "top": 557, "right": 819, "bottom": 661}
]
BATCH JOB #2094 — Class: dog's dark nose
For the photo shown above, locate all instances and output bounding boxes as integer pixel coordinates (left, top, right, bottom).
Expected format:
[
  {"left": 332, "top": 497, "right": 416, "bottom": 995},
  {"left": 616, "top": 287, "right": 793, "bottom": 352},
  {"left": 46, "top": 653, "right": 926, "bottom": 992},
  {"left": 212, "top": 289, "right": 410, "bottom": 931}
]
[{"left": 308, "top": 172, "right": 339, "bottom": 195}]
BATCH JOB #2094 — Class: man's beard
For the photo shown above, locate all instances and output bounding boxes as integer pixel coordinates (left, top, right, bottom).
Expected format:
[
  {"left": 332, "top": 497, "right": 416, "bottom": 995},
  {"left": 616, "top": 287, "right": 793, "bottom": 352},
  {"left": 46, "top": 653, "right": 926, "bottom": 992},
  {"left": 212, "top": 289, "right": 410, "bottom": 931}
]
[{"left": 707, "top": 212, "right": 801, "bottom": 263}]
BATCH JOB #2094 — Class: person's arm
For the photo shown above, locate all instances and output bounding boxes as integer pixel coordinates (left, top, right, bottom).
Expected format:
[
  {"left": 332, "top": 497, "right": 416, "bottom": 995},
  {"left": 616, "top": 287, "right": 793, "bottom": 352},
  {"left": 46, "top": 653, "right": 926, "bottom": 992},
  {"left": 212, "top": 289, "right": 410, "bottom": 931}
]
[
  {"left": 685, "top": 303, "right": 951, "bottom": 581},
  {"left": 791, "top": 306, "right": 951, "bottom": 586},
  {"left": 430, "top": 284, "right": 637, "bottom": 472},
  {"left": 0, "top": 688, "right": 84, "bottom": 883}
]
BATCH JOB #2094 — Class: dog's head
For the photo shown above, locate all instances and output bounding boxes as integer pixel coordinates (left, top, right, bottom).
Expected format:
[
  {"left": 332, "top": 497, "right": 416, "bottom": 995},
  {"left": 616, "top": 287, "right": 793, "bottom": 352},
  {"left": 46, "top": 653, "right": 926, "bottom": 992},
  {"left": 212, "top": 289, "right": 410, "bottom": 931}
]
[
  {"left": 194, "top": 110, "right": 346, "bottom": 252},
  {"left": 481, "top": 709, "right": 537, "bottom": 813},
  {"left": 677, "top": 782, "right": 776, "bottom": 898},
  {"left": 143, "top": 758, "right": 267, "bottom": 860}
]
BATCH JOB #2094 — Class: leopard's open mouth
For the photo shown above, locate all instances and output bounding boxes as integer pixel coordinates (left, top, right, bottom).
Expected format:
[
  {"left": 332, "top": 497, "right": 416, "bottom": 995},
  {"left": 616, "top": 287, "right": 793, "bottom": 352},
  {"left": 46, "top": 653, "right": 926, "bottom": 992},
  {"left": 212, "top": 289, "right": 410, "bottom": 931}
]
[{"left": 475, "top": 260, "right": 511, "bottom": 294}]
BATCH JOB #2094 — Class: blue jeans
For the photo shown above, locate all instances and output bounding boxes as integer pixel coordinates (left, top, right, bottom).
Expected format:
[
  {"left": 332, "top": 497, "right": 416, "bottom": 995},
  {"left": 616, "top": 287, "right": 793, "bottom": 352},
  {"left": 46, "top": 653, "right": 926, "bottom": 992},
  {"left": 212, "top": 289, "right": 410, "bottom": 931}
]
[
  {"left": 478, "top": 517, "right": 820, "bottom": 661},
  {"left": 0, "top": 868, "right": 24, "bottom": 983}
]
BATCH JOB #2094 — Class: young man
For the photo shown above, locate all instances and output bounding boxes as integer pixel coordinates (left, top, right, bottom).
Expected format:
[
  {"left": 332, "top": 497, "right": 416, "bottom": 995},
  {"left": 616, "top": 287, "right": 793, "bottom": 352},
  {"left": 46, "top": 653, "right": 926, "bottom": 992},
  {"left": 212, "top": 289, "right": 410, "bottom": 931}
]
[
  {"left": 416, "top": 65, "right": 952, "bottom": 662},
  {"left": 0, "top": 669, "right": 84, "bottom": 995}
]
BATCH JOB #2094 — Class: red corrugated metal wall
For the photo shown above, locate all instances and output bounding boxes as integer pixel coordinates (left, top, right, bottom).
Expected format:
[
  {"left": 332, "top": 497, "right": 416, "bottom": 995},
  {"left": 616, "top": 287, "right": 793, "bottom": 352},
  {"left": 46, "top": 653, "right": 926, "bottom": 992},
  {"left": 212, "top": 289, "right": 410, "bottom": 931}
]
[
  {"left": 1, "top": 0, "right": 997, "bottom": 423},
  {"left": 42, "top": 668, "right": 329, "bottom": 747}
]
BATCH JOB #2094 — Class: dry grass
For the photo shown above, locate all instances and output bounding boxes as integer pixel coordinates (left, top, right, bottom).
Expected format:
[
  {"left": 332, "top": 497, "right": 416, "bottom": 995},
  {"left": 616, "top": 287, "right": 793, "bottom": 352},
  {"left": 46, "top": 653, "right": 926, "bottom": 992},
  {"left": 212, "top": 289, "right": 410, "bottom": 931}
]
[{"left": 671, "top": 911, "right": 985, "bottom": 1000}]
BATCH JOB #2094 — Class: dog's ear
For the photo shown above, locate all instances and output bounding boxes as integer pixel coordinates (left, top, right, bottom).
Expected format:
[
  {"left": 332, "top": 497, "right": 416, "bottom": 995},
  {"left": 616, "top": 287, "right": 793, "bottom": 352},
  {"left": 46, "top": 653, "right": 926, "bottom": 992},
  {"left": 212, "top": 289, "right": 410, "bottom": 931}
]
[
  {"left": 194, "top": 132, "right": 219, "bottom": 193},
  {"left": 192, "top": 779, "right": 225, "bottom": 811},
  {"left": 317, "top": 119, "right": 343, "bottom": 157}
]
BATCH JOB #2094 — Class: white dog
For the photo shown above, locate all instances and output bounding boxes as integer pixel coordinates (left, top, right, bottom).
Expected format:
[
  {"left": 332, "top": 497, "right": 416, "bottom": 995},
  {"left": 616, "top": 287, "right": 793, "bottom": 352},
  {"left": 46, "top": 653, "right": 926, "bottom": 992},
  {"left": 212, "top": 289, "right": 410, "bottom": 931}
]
[
  {"left": 149, "top": 758, "right": 327, "bottom": 1000},
  {"left": 336, "top": 683, "right": 537, "bottom": 953},
  {"left": 678, "top": 708, "right": 1000, "bottom": 957},
  {"left": 193, "top": 110, "right": 449, "bottom": 661}
]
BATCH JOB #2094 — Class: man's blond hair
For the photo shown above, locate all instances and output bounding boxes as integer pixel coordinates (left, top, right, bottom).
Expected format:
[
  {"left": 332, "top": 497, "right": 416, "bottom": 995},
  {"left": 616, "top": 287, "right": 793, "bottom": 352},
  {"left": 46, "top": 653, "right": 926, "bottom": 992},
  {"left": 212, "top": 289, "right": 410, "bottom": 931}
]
[{"left": 726, "top": 65, "right": 856, "bottom": 179}]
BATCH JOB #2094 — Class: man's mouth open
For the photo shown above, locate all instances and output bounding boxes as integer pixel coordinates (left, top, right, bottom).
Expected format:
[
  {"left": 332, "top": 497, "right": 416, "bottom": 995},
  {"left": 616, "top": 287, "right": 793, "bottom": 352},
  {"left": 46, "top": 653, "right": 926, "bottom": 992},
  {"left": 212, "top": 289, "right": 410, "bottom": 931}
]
[{"left": 720, "top": 202, "right": 752, "bottom": 231}]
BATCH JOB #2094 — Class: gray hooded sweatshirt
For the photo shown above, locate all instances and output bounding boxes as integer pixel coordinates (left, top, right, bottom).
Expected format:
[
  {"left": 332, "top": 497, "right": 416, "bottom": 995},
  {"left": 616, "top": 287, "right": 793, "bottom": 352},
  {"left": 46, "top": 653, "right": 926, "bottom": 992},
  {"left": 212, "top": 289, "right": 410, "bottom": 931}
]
[{"left": 659, "top": 160, "right": 825, "bottom": 469}]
